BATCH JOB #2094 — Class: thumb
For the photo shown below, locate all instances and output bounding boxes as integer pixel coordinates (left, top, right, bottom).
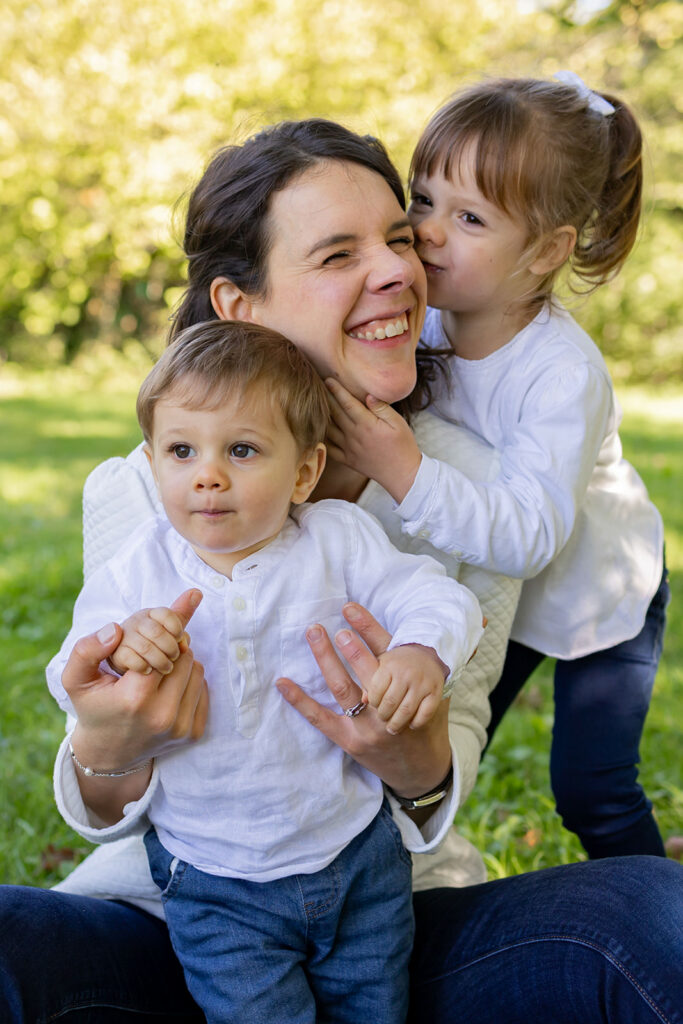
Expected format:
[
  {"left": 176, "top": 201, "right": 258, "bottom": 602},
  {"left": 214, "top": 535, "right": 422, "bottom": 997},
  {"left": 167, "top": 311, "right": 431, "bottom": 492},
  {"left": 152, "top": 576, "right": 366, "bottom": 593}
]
[
  {"left": 61, "top": 622, "right": 123, "bottom": 692},
  {"left": 169, "top": 588, "right": 203, "bottom": 630}
]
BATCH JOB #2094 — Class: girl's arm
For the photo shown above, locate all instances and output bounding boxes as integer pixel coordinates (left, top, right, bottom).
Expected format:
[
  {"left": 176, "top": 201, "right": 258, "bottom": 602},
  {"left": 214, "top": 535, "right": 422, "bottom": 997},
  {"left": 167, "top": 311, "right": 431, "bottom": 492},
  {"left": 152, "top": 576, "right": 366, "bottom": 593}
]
[{"left": 326, "top": 362, "right": 612, "bottom": 579}]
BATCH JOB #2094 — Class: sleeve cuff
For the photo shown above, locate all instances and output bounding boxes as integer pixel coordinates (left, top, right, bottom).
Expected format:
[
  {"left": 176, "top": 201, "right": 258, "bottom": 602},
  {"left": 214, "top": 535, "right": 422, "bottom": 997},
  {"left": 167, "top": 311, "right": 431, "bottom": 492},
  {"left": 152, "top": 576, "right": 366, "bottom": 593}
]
[
  {"left": 395, "top": 453, "right": 441, "bottom": 530},
  {"left": 53, "top": 731, "right": 160, "bottom": 843},
  {"left": 385, "top": 745, "right": 460, "bottom": 854}
]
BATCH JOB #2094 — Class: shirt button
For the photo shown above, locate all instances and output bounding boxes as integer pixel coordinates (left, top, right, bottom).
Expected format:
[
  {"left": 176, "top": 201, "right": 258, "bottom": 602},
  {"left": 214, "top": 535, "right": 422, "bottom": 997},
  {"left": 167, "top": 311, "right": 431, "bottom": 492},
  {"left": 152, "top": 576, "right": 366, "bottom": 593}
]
[
  {"left": 235, "top": 645, "right": 248, "bottom": 662},
  {"left": 212, "top": 575, "right": 225, "bottom": 589},
  {"left": 418, "top": 528, "right": 431, "bottom": 539},
  {"left": 232, "top": 597, "right": 246, "bottom": 611}
]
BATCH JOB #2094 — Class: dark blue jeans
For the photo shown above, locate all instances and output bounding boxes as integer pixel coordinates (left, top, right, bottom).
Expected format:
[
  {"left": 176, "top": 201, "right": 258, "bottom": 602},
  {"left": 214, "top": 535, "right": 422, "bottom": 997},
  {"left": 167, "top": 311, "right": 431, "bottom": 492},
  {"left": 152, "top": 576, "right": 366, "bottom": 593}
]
[
  {"left": 0, "top": 857, "right": 681, "bottom": 1022},
  {"left": 488, "top": 565, "right": 670, "bottom": 858},
  {"left": 144, "top": 804, "right": 414, "bottom": 1024}
]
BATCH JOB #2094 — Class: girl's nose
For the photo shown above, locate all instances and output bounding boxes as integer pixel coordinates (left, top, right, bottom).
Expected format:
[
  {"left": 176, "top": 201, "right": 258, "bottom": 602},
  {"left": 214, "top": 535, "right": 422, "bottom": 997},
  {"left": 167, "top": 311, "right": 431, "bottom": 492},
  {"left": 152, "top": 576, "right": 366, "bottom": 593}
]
[{"left": 414, "top": 214, "right": 445, "bottom": 248}]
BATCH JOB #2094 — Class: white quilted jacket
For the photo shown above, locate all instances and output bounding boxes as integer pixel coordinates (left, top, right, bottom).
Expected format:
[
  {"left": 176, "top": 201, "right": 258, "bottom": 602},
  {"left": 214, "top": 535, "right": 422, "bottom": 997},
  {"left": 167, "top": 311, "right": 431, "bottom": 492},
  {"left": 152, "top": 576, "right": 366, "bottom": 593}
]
[{"left": 54, "top": 410, "right": 521, "bottom": 913}]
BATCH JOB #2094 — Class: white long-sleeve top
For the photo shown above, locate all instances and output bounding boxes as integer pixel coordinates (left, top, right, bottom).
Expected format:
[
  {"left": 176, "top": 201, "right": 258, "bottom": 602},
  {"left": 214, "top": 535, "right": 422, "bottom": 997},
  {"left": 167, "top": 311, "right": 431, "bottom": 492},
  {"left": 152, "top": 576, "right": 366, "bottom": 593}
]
[
  {"left": 52, "top": 411, "right": 521, "bottom": 914},
  {"left": 48, "top": 499, "right": 483, "bottom": 882},
  {"left": 400, "top": 305, "right": 663, "bottom": 659}
]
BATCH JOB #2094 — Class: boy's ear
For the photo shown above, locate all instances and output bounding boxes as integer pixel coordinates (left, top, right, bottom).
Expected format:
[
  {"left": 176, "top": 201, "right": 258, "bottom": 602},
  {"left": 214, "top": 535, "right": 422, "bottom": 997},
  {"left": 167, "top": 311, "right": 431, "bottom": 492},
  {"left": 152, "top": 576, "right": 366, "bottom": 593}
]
[
  {"left": 143, "top": 442, "right": 159, "bottom": 487},
  {"left": 529, "top": 226, "right": 577, "bottom": 276},
  {"left": 210, "top": 277, "right": 256, "bottom": 323},
  {"left": 291, "top": 443, "right": 327, "bottom": 505}
]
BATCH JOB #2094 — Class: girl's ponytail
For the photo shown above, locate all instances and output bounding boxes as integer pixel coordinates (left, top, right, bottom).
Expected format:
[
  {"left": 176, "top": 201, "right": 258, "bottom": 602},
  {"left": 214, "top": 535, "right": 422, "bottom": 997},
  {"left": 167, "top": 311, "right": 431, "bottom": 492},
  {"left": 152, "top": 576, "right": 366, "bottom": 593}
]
[{"left": 573, "top": 94, "right": 643, "bottom": 287}]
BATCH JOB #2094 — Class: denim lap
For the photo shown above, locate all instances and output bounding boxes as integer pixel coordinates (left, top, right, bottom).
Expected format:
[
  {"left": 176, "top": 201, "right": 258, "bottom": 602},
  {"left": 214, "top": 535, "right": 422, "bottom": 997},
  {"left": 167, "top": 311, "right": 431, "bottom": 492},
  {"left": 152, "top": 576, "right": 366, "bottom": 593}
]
[{"left": 145, "top": 803, "right": 413, "bottom": 1024}]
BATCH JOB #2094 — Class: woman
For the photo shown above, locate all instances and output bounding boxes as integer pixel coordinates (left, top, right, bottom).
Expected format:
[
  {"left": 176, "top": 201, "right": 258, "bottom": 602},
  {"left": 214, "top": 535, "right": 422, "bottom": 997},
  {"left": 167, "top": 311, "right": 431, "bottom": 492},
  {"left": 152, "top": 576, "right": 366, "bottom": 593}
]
[{"left": 2, "top": 120, "right": 680, "bottom": 1023}]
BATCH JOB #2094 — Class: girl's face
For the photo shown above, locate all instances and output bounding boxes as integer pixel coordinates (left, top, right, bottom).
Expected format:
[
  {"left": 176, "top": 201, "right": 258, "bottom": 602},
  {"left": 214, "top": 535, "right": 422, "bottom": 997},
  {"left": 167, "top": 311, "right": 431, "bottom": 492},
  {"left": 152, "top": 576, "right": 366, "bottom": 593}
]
[
  {"left": 246, "top": 160, "right": 427, "bottom": 404},
  {"left": 408, "top": 145, "right": 535, "bottom": 323}
]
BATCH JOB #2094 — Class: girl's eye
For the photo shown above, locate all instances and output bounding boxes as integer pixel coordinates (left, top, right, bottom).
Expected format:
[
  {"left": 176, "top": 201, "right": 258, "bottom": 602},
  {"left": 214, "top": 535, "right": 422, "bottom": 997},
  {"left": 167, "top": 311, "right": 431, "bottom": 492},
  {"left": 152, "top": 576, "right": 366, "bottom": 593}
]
[
  {"left": 462, "top": 212, "right": 484, "bottom": 226},
  {"left": 230, "top": 443, "right": 258, "bottom": 459},
  {"left": 389, "top": 235, "right": 415, "bottom": 251},
  {"left": 170, "top": 443, "right": 194, "bottom": 460}
]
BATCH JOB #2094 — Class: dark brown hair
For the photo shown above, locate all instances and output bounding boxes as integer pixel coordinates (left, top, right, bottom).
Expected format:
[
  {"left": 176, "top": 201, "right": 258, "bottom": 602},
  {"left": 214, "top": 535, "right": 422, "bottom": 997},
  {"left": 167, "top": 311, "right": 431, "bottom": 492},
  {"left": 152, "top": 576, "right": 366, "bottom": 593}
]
[
  {"left": 170, "top": 118, "right": 445, "bottom": 419},
  {"left": 138, "top": 320, "right": 330, "bottom": 454},
  {"left": 410, "top": 77, "right": 643, "bottom": 314}
]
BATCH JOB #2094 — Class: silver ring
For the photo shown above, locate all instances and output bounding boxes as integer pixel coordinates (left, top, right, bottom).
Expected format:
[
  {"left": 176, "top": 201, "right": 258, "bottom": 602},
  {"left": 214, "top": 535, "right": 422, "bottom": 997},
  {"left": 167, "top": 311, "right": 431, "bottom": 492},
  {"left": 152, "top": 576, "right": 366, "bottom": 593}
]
[{"left": 343, "top": 700, "right": 367, "bottom": 718}]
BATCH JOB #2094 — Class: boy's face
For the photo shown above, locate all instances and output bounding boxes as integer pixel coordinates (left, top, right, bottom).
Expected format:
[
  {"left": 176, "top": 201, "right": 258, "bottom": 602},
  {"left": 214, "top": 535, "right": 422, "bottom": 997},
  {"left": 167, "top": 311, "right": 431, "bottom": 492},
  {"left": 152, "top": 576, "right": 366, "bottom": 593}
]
[
  {"left": 408, "top": 145, "right": 534, "bottom": 322},
  {"left": 145, "top": 385, "right": 324, "bottom": 577}
]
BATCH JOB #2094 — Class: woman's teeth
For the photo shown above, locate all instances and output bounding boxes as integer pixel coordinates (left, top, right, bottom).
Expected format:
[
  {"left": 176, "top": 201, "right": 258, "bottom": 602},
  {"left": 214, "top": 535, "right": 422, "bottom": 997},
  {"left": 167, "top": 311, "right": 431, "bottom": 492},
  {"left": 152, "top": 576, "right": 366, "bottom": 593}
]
[{"left": 349, "top": 315, "right": 409, "bottom": 341}]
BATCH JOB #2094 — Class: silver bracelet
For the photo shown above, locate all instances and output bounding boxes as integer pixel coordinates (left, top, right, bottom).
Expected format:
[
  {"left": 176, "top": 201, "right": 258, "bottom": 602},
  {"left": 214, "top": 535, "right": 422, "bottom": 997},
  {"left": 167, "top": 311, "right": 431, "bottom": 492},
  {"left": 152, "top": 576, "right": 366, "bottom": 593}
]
[{"left": 69, "top": 742, "right": 153, "bottom": 778}]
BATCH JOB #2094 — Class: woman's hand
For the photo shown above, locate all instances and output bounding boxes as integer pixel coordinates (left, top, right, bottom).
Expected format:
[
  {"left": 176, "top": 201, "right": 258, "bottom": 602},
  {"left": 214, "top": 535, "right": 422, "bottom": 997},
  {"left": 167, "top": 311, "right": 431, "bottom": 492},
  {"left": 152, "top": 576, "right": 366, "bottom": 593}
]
[
  {"left": 63, "top": 588, "right": 209, "bottom": 824},
  {"left": 324, "top": 379, "right": 422, "bottom": 504},
  {"left": 276, "top": 603, "right": 452, "bottom": 803}
]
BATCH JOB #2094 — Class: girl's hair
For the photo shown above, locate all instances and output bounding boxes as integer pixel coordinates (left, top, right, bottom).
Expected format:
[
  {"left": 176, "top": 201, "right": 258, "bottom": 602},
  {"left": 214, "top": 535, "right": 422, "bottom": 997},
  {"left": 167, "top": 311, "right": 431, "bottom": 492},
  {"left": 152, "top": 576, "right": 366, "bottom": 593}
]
[
  {"left": 170, "top": 118, "right": 445, "bottom": 419},
  {"left": 138, "top": 320, "right": 330, "bottom": 454},
  {"left": 410, "top": 77, "right": 643, "bottom": 309}
]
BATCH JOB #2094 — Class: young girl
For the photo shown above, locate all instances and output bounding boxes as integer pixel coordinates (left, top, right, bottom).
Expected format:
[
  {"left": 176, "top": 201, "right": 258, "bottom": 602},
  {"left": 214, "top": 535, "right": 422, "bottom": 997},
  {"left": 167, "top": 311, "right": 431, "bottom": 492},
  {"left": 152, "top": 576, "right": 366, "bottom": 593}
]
[{"left": 325, "top": 74, "right": 668, "bottom": 859}]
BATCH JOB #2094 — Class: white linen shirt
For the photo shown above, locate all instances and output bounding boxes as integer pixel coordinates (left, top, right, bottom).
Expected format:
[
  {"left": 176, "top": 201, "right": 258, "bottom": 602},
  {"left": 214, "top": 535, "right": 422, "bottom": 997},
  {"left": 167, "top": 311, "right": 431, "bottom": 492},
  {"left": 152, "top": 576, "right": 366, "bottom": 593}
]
[
  {"left": 403, "top": 305, "right": 663, "bottom": 659},
  {"left": 48, "top": 499, "right": 483, "bottom": 882}
]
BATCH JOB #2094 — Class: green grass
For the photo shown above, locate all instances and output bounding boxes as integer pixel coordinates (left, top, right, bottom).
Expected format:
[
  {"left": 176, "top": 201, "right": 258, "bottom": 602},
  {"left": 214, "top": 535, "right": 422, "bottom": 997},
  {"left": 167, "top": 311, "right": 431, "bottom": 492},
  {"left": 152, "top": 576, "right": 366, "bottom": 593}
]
[{"left": 1, "top": 360, "right": 681, "bottom": 886}]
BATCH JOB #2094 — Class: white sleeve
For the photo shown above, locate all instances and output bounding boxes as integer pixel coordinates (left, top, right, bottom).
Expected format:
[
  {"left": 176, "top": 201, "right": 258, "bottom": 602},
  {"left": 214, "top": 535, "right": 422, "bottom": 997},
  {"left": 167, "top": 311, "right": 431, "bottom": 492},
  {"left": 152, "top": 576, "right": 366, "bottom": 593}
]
[
  {"left": 345, "top": 505, "right": 484, "bottom": 688},
  {"left": 83, "top": 443, "right": 161, "bottom": 581},
  {"left": 396, "top": 363, "right": 612, "bottom": 578}
]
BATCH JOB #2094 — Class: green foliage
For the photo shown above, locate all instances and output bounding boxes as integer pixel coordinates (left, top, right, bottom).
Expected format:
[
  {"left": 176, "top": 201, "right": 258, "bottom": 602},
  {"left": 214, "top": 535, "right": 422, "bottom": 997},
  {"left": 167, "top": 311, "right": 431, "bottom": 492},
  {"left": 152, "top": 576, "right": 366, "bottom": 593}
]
[
  {"left": 0, "top": 365, "right": 681, "bottom": 883},
  {"left": 1, "top": 0, "right": 681, "bottom": 377}
]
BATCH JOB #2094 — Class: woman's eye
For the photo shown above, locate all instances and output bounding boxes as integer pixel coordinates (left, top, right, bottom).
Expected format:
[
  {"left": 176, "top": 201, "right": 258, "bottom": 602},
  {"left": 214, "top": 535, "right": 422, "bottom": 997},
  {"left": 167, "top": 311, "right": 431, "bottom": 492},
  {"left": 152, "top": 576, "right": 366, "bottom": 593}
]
[
  {"left": 171, "top": 443, "right": 194, "bottom": 460},
  {"left": 322, "top": 250, "right": 352, "bottom": 265},
  {"left": 230, "top": 443, "right": 258, "bottom": 459},
  {"left": 389, "top": 235, "right": 415, "bottom": 251}
]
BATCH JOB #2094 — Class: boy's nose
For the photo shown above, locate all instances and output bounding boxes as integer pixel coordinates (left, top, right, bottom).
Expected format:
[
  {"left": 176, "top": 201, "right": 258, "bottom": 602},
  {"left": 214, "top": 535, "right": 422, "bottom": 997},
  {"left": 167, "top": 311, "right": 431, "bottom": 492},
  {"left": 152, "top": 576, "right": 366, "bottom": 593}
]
[
  {"left": 415, "top": 216, "right": 445, "bottom": 248},
  {"left": 194, "top": 462, "right": 229, "bottom": 489}
]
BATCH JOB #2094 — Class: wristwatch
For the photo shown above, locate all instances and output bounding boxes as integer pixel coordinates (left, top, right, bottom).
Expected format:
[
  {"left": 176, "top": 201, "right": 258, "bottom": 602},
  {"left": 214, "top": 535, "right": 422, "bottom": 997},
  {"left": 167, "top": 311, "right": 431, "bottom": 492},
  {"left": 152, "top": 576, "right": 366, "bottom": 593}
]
[{"left": 388, "top": 764, "right": 454, "bottom": 810}]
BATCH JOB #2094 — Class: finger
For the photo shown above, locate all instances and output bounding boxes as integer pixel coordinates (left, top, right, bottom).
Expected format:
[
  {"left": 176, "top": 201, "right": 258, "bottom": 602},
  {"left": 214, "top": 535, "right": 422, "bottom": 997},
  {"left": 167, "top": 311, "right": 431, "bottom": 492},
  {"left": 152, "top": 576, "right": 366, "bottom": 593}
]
[
  {"left": 342, "top": 603, "right": 391, "bottom": 658},
  {"left": 366, "top": 667, "right": 391, "bottom": 709},
  {"left": 169, "top": 589, "right": 203, "bottom": 630},
  {"left": 376, "top": 678, "right": 410, "bottom": 724},
  {"left": 325, "top": 378, "right": 368, "bottom": 426},
  {"left": 62, "top": 622, "right": 123, "bottom": 693},
  {"left": 171, "top": 658, "right": 209, "bottom": 741},
  {"left": 276, "top": 677, "right": 348, "bottom": 746},
  {"left": 365, "top": 394, "right": 405, "bottom": 428},
  {"left": 111, "top": 647, "right": 154, "bottom": 676},
  {"left": 305, "top": 625, "right": 365, "bottom": 711},
  {"left": 408, "top": 693, "right": 442, "bottom": 730},
  {"left": 148, "top": 607, "right": 185, "bottom": 642}
]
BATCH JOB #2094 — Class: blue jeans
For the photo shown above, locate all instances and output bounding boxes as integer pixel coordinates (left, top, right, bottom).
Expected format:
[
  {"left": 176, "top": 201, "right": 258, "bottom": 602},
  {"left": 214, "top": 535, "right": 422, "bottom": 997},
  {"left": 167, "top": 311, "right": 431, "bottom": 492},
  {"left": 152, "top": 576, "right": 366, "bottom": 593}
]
[
  {"left": 0, "top": 857, "right": 681, "bottom": 1023},
  {"left": 144, "top": 802, "right": 414, "bottom": 1024},
  {"left": 488, "top": 564, "right": 670, "bottom": 858}
]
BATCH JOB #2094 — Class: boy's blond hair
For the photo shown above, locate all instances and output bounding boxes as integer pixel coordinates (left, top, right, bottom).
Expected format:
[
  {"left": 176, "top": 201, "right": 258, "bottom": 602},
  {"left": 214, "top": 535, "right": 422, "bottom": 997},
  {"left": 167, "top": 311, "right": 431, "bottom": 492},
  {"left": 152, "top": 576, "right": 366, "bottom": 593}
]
[{"left": 137, "top": 320, "right": 330, "bottom": 453}]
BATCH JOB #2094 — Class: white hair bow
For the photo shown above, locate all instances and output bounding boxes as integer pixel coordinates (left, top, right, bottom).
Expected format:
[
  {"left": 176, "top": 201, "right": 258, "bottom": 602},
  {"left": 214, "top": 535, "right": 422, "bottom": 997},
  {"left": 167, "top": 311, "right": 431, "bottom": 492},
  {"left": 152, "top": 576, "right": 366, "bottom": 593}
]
[{"left": 554, "top": 70, "right": 615, "bottom": 116}]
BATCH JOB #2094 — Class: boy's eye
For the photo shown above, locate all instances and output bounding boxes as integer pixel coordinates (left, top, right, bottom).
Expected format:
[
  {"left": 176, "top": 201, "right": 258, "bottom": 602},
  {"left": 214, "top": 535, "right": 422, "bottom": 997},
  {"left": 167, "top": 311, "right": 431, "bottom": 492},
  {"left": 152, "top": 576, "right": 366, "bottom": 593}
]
[
  {"left": 171, "top": 443, "right": 194, "bottom": 460},
  {"left": 409, "top": 193, "right": 431, "bottom": 208},
  {"left": 230, "top": 443, "right": 258, "bottom": 459},
  {"left": 462, "top": 211, "right": 484, "bottom": 226}
]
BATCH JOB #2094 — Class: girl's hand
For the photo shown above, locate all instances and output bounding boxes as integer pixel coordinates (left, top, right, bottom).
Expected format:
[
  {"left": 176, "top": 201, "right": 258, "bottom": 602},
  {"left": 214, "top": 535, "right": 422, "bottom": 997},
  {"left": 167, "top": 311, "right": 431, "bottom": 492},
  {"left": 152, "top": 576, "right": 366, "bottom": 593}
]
[
  {"left": 324, "top": 379, "right": 422, "bottom": 504},
  {"left": 276, "top": 602, "right": 452, "bottom": 802}
]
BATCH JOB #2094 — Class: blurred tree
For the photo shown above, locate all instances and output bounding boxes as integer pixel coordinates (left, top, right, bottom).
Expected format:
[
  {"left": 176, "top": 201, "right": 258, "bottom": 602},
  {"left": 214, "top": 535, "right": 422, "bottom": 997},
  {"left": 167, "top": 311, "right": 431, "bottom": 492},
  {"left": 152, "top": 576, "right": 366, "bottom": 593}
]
[{"left": 0, "top": 0, "right": 680, "bottom": 378}]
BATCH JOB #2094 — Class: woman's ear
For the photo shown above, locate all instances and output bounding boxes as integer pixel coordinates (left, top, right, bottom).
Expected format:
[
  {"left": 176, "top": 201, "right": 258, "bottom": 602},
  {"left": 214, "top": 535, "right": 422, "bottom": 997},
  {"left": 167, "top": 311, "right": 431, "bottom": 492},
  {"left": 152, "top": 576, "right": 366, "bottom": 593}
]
[
  {"left": 529, "top": 226, "right": 577, "bottom": 276},
  {"left": 291, "top": 443, "right": 327, "bottom": 505},
  {"left": 210, "top": 277, "right": 256, "bottom": 322}
]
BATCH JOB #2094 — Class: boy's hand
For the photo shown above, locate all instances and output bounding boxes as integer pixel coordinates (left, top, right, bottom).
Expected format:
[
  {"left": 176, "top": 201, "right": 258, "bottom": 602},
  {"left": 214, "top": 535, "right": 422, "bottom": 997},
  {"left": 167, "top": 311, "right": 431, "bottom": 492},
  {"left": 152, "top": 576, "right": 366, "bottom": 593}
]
[
  {"left": 108, "top": 603, "right": 196, "bottom": 677},
  {"left": 324, "top": 379, "right": 422, "bottom": 503},
  {"left": 367, "top": 644, "right": 448, "bottom": 735}
]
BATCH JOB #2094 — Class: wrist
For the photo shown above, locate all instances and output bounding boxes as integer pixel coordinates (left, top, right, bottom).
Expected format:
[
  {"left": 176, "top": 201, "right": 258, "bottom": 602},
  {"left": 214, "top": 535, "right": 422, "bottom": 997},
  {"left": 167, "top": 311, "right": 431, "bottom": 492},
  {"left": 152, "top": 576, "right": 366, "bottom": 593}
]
[{"left": 388, "top": 763, "right": 454, "bottom": 810}]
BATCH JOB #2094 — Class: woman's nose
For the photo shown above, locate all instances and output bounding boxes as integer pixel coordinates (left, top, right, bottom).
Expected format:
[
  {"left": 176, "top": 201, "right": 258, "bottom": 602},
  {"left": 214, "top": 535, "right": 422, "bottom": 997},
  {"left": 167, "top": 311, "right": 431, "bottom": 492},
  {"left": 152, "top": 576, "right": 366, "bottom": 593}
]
[{"left": 366, "top": 245, "right": 416, "bottom": 294}]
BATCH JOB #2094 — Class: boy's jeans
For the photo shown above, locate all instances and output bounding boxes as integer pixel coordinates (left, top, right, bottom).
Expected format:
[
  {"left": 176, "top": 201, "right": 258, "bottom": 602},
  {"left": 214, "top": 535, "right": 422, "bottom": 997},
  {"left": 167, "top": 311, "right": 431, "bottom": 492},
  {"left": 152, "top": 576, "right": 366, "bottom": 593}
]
[{"left": 145, "top": 800, "right": 414, "bottom": 1024}]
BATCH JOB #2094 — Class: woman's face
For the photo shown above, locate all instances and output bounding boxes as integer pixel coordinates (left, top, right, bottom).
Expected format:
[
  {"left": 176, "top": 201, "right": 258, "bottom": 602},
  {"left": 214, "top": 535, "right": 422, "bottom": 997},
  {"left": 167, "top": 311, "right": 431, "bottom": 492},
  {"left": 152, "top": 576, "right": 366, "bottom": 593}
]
[{"left": 247, "top": 160, "right": 427, "bottom": 404}]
